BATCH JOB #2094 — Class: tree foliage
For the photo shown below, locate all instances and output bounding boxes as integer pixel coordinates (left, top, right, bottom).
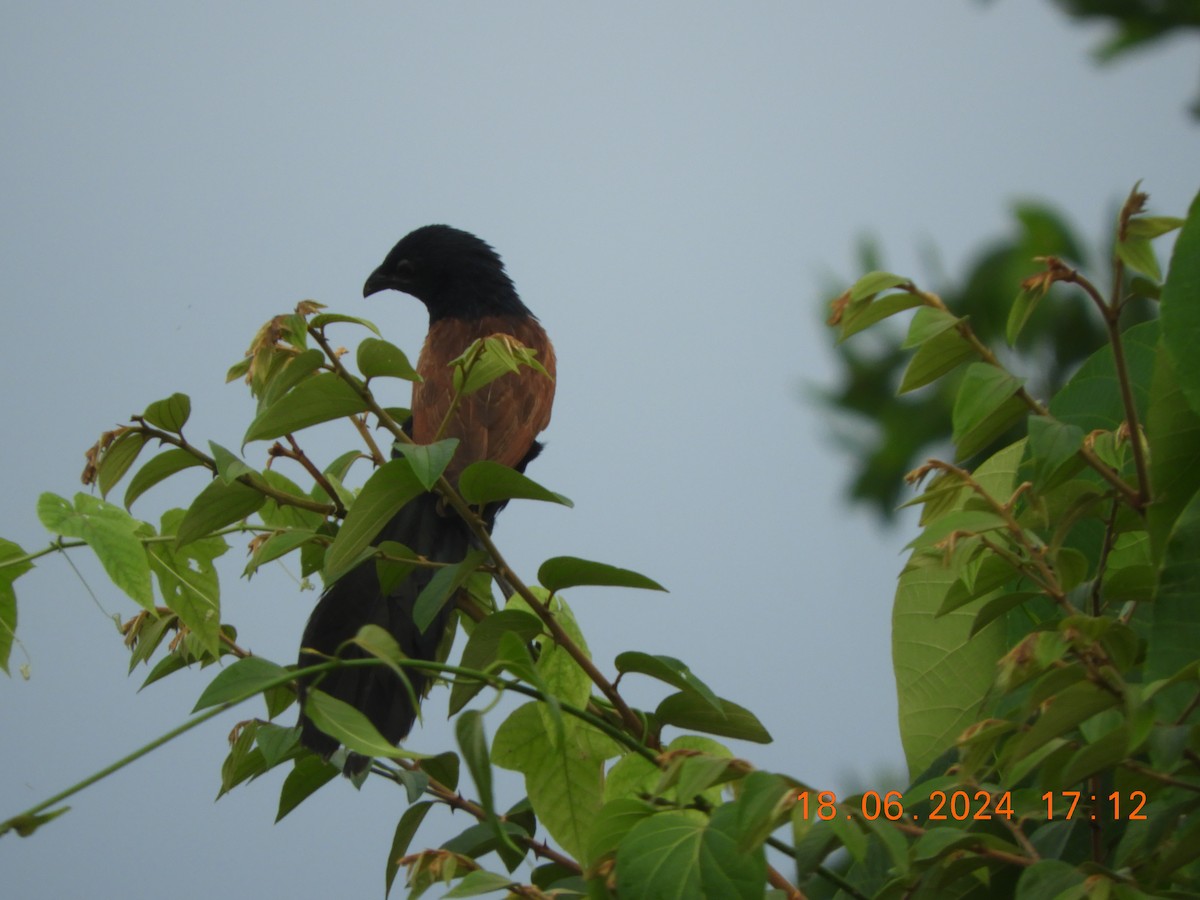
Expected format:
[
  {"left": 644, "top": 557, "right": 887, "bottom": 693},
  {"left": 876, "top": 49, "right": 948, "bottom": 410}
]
[{"left": 3, "top": 184, "right": 1200, "bottom": 898}]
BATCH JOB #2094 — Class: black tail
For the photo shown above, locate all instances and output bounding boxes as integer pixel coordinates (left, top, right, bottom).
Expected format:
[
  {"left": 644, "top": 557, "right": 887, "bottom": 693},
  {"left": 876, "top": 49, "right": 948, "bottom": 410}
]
[{"left": 297, "top": 492, "right": 470, "bottom": 770}]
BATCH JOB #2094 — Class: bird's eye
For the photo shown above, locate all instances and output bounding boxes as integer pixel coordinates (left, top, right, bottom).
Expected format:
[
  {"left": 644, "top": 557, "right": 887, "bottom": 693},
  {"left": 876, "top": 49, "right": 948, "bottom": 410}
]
[{"left": 394, "top": 259, "right": 416, "bottom": 278}]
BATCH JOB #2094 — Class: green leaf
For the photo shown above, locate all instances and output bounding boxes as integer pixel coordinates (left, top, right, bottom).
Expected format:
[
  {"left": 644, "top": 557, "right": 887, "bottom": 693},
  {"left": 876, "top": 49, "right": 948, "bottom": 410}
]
[
  {"left": 0, "top": 806, "right": 71, "bottom": 838},
  {"left": 1116, "top": 235, "right": 1162, "bottom": 281},
  {"left": 276, "top": 755, "right": 338, "bottom": 822},
  {"left": 0, "top": 539, "right": 33, "bottom": 675},
  {"left": 124, "top": 449, "right": 204, "bottom": 511},
  {"left": 456, "top": 710, "right": 508, "bottom": 852},
  {"left": 302, "top": 689, "right": 404, "bottom": 759},
  {"left": 537, "top": 556, "right": 666, "bottom": 593},
  {"left": 615, "top": 652, "right": 720, "bottom": 710},
  {"left": 1161, "top": 190, "right": 1200, "bottom": 418},
  {"left": 902, "top": 306, "right": 962, "bottom": 349},
  {"left": 1015, "top": 859, "right": 1086, "bottom": 898},
  {"left": 951, "top": 363, "right": 1027, "bottom": 459},
  {"left": 457, "top": 461, "right": 573, "bottom": 508},
  {"left": 1125, "top": 215, "right": 1185, "bottom": 240},
  {"left": 898, "top": 327, "right": 975, "bottom": 393},
  {"left": 837, "top": 291, "right": 924, "bottom": 342},
  {"left": 1060, "top": 723, "right": 1130, "bottom": 786},
  {"left": 894, "top": 442, "right": 1021, "bottom": 777},
  {"left": 258, "top": 348, "right": 325, "bottom": 411},
  {"left": 1026, "top": 417, "right": 1084, "bottom": 488},
  {"left": 1003, "top": 681, "right": 1121, "bottom": 768},
  {"left": 413, "top": 549, "right": 487, "bottom": 633},
  {"left": 698, "top": 803, "right": 769, "bottom": 899},
  {"left": 616, "top": 813, "right": 704, "bottom": 899},
  {"left": 1005, "top": 284, "right": 1047, "bottom": 347},
  {"left": 725, "top": 770, "right": 794, "bottom": 852},
  {"left": 391, "top": 439, "right": 458, "bottom": 491},
  {"left": 1147, "top": 347, "right": 1200, "bottom": 565},
  {"left": 175, "top": 478, "right": 265, "bottom": 549},
  {"left": 1051, "top": 319, "right": 1159, "bottom": 432},
  {"left": 449, "top": 609, "right": 545, "bottom": 715},
  {"left": 322, "top": 459, "right": 425, "bottom": 583},
  {"left": 452, "top": 335, "right": 550, "bottom": 396},
  {"left": 150, "top": 508, "right": 227, "bottom": 656},
  {"left": 357, "top": 337, "right": 421, "bottom": 381},
  {"left": 244, "top": 372, "right": 371, "bottom": 444},
  {"left": 849, "top": 270, "right": 909, "bottom": 301},
  {"left": 385, "top": 802, "right": 434, "bottom": 898},
  {"left": 193, "top": 656, "right": 292, "bottom": 711},
  {"left": 1147, "top": 490, "right": 1200, "bottom": 714},
  {"left": 97, "top": 431, "right": 146, "bottom": 499},
  {"left": 142, "top": 392, "right": 192, "bottom": 432},
  {"left": 244, "top": 529, "right": 319, "bottom": 577},
  {"left": 587, "top": 799, "right": 657, "bottom": 866},
  {"left": 208, "top": 442, "right": 255, "bottom": 485},
  {"left": 309, "top": 312, "right": 381, "bottom": 335},
  {"left": 491, "top": 702, "right": 607, "bottom": 859},
  {"left": 37, "top": 493, "right": 154, "bottom": 609},
  {"left": 655, "top": 693, "right": 772, "bottom": 743},
  {"left": 442, "top": 871, "right": 521, "bottom": 898}
]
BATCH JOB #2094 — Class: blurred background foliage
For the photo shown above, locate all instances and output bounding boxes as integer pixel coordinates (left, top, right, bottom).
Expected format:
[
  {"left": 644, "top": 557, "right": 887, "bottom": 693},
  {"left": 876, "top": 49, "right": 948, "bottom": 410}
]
[{"left": 819, "top": 203, "right": 1158, "bottom": 520}]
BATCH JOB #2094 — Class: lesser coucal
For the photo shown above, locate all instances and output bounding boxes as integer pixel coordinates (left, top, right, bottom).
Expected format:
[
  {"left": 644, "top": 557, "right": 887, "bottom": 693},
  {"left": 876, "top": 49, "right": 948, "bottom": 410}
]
[{"left": 297, "top": 225, "right": 555, "bottom": 770}]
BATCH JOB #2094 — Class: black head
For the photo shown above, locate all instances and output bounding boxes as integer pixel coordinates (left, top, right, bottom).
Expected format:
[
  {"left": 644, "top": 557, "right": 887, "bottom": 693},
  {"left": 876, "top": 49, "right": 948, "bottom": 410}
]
[{"left": 363, "top": 225, "right": 532, "bottom": 322}]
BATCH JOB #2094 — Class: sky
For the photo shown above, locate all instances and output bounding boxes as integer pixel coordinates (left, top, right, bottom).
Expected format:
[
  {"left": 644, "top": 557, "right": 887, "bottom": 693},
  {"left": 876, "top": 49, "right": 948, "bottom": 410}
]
[{"left": 1, "top": 2, "right": 1196, "bottom": 897}]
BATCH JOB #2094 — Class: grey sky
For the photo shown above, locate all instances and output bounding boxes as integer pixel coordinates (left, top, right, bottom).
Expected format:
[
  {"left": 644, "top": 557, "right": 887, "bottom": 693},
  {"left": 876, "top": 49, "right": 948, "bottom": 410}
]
[{"left": 2, "top": 2, "right": 1196, "bottom": 897}]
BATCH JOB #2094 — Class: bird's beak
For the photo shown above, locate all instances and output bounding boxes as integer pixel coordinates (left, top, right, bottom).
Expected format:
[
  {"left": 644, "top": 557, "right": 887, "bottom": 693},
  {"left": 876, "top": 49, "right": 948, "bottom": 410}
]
[{"left": 363, "top": 264, "right": 392, "bottom": 298}]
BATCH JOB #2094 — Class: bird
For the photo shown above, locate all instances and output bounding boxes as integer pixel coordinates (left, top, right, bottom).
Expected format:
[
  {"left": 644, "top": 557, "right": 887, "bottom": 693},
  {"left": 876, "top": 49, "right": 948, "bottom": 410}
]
[{"left": 297, "top": 225, "right": 556, "bottom": 772}]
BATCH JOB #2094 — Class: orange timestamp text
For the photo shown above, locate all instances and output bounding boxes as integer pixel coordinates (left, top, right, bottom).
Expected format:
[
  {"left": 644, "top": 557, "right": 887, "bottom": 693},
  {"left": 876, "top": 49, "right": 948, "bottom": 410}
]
[{"left": 794, "top": 789, "right": 1149, "bottom": 822}]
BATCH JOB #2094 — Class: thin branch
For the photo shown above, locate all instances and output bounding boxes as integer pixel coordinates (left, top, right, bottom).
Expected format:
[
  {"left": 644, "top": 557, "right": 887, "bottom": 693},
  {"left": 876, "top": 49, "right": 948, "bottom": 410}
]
[
  {"left": 269, "top": 435, "right": 347, "bottom": 518},
  {"left": 131, "top": 421, "right": 338, "bottom": 517},
  {"left": 351, "top": 414, "right": 387, "bottom": 467}
]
